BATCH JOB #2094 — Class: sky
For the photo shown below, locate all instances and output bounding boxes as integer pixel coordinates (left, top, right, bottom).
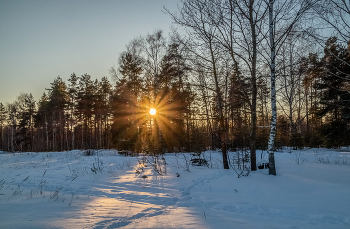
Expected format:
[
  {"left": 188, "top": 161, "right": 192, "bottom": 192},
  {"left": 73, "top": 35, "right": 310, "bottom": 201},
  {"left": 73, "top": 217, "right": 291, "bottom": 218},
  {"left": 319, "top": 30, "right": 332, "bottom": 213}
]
[{"left": 0, "top": 0, "right": 181, "bottom": 105}]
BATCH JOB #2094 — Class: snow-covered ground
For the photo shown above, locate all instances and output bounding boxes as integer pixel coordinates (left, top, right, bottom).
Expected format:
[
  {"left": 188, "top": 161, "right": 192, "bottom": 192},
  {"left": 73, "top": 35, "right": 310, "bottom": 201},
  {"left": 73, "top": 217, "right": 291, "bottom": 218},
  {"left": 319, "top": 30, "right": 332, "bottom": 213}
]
[{"left": 0, "top": 148, "right": 350, "bottom": 229}]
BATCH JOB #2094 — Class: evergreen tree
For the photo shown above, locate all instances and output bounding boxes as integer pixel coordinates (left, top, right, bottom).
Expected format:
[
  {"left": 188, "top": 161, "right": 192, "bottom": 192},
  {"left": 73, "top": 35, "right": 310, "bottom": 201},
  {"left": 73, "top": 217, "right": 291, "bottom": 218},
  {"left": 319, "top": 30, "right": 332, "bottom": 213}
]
[
  {"left": 76, "top": 74, "right": 95, "bottom": 149},
  {"left": 47, "top": 77, "right": 69, "bottom": 151},
  {"left": 67, "top": 73, "right": 79, "bottom": 150},
  {"left": 16, "top": 93, "right": 36, "bottom": 151},
  {"left": 111, "top": 78, "right": 141, "bottom": 151},
  {"left": 95, "top": 77, "right": 112, "bottom": 149},
  {"left": 119, "top": 51, "right": 143, "bottom": 96},
  {"left": 111, "top": 50, "right": 144, "bottom": 151},
  {"left": 35, "top": 93, "right": 50, "bottom": 151},
  {"left": 309, "top": 37, "right": 350, "bottom": 147}
]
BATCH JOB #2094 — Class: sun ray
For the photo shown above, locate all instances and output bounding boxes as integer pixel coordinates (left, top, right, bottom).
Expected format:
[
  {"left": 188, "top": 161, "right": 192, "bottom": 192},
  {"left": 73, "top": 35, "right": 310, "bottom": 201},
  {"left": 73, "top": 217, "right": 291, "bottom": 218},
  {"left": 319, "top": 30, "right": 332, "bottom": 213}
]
[{"left": 111, "top": 83, "right": 188, "bottom": 153}]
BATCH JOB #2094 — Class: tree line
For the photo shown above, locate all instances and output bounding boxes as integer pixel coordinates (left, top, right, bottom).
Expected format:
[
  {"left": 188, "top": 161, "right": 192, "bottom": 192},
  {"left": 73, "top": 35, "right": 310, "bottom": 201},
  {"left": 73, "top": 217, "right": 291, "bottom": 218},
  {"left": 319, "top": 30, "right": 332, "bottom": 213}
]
[{"left": 0, "top": 0, "right": 349, "bottom": 173}]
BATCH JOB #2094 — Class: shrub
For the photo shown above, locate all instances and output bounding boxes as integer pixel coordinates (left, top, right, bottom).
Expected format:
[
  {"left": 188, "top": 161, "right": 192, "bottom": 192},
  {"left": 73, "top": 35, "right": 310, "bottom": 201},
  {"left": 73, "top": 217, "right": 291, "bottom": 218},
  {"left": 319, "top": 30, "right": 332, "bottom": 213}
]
[{"left": 83, "top": 149, "right": 96, "bottom": 156}]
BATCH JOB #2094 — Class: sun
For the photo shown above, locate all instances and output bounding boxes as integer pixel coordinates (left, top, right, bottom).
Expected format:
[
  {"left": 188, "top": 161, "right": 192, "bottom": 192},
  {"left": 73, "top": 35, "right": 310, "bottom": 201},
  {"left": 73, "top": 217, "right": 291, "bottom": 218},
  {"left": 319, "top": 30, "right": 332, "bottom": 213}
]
[{"left": 149, "top": 108, "right": 156, "bottom": 115}]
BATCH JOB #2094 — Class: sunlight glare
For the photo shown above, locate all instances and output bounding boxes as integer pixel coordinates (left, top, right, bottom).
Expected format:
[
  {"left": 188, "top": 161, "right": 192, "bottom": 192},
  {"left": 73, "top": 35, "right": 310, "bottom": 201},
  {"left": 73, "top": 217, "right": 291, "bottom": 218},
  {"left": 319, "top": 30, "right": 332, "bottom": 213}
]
[{"left": 150, "top": 108, "right": 156, "bottom": 115}]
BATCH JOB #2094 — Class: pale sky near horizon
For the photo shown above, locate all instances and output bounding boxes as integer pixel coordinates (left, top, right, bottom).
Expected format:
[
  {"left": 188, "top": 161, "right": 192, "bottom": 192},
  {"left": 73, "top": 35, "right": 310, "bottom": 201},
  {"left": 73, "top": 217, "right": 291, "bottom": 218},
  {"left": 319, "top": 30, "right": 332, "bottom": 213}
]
[{"left": 0, "top": 0, "right": 181, "bottom": 105}]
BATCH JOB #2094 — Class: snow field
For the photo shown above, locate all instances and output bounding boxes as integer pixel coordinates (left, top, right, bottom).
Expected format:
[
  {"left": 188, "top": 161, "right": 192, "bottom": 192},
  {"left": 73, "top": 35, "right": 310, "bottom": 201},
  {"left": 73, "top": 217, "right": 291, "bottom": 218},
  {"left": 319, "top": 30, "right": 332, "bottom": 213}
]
[{"left": 0, "top": 148, "right": 350, "bottom": 228}]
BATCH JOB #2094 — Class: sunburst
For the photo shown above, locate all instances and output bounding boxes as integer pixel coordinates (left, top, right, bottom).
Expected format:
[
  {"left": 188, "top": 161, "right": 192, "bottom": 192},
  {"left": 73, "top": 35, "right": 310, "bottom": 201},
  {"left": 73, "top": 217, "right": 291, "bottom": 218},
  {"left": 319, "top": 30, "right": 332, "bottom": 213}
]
[{"left": 112, "top": 86, "right": 188, "bottom": 154}]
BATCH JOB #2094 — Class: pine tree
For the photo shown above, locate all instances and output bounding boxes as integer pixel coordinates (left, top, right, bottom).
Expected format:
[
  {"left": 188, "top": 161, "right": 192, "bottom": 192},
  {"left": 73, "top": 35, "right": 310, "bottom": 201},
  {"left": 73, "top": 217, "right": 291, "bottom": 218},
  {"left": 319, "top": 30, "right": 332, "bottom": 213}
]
[
  {"left": 111, "top": 50, "right": 144, "bottom": 151},
  {"left": 67, "top": 73, "right": 79, "bottom": 150},
  {"left": 111, "top": 78, "right": 141, "bottom": 151},
  {"left": 98, "top": 76, "right": 112, "bottom": 149},
  {"left": 47, "top": 77, "right": 69, "bottom": 151},
  {"left": 313, "top": 37, "right": 350, "bottom": 147},
  {"left": 16, "top": 93, "right": 36, "bottom": 151},
  {"left": 35, "top": 93, "right": 50, "bottom": 151},
  {"left": 76, "top": 74, "right": 95, "bottom": 149}
]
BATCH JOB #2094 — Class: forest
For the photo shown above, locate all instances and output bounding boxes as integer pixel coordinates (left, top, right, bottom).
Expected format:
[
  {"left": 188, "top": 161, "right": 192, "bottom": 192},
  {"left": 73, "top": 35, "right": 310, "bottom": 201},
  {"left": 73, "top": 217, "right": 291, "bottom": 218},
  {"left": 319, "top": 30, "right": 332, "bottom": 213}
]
[{"left": 0, "top": 0, "right": 349, "bottom": 173}]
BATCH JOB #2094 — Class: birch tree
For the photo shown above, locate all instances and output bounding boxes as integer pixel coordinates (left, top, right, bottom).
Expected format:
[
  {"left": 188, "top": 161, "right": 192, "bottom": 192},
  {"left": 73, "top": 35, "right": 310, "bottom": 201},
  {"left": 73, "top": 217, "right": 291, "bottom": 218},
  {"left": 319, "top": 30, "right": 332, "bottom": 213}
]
[
  {"left": 268, "top": 0, "right": 277, "bottom": 175},
  {"left": 266, "top": 0, "right": 318, "bottom": 175},
  {"left": 0, "top": 103, "right": 7, "bottom": 150}
]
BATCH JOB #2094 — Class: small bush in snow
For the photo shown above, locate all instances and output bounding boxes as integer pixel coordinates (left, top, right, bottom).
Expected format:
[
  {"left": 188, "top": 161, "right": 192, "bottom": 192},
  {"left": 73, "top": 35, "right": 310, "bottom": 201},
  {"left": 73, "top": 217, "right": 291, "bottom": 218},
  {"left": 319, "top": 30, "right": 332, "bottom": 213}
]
[
  {"left": 190, "top": 152, "right": 209, "bottom": 167},
  {"left": 316, "top": 156, "right": 330, "bottom": 164},
  {"left": 333, "top": 157, "right": 350, "bottom": 165},
  {"left": 83, "top": 149, "right": 96, "bottom": 156},
  {"left": 294, "top": 151, "right": 306, "bottom": 165},
  {"left": 316, "top": 155, "right": 350, "bottom": 165}
]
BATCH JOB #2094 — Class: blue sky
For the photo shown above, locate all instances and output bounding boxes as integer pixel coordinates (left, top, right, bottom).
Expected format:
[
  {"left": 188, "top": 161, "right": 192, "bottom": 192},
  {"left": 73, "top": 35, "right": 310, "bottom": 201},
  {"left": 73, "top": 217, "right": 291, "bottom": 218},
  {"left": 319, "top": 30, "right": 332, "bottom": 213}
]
[{"left": 0, "top": 0, "right": 180, "bottom": 104}]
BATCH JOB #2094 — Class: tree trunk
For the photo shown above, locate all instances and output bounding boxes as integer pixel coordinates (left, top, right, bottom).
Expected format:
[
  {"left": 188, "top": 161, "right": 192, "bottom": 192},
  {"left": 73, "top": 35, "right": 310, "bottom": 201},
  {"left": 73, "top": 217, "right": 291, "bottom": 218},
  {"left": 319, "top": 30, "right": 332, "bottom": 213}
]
[
  {"left": 249, "top": 2, "right": 258, "bottom": 172},
  {"left": 45, "top": 114, "right": 48, "bottom": 151},
  {"left": 210, "top": 40, "right": 229, "bottom": 169},
  {"left": 11, "top": 125, "right": 14, "bottom": 152},
  {"left": 268, "top": 0, "right": 277, "bottom": 175}
]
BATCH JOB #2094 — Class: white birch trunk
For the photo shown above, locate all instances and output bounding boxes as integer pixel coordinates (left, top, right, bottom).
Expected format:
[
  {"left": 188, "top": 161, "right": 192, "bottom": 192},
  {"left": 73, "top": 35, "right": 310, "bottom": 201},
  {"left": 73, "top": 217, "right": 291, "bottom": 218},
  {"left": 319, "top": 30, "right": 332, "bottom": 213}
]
[{"left": 268, "top": 0, "right": 277, "bottom": 175}]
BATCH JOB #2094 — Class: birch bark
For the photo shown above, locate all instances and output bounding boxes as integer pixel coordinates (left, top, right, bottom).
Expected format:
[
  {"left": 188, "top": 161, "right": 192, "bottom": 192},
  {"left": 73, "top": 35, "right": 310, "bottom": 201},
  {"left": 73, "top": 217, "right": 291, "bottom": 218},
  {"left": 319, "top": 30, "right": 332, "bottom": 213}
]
[{"left": 268, "top": 0, "right": 277, "bottom": 175}]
